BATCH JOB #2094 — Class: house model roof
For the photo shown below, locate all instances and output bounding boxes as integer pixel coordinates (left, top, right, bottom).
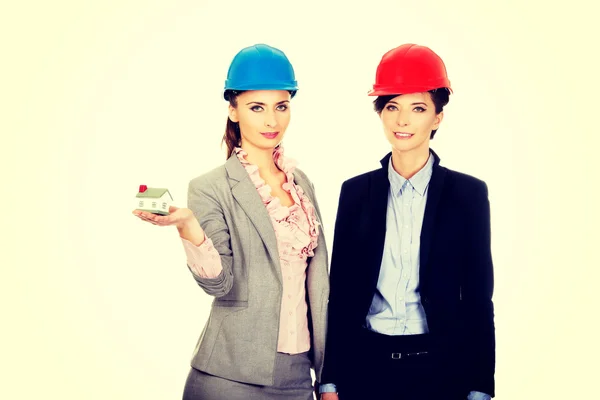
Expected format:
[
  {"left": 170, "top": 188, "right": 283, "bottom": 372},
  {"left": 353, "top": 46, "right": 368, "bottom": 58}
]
[{"left": 136, "top": 187, "right": 173, "bottom": 200}]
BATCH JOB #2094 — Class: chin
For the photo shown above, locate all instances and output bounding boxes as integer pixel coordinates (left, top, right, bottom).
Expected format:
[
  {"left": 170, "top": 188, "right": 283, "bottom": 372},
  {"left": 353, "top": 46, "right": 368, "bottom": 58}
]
[
  {"left": 259, "top": 141, "right": 280, "bottom": 151},
  {"left": 393, "top": 145, "right": 416, "bottom": 154},
  {"left": 387, "top": 138, "right": 429, "bottom": 156},
  {"left": 387, "top": 140, "right": 416, "bottom": 153}
]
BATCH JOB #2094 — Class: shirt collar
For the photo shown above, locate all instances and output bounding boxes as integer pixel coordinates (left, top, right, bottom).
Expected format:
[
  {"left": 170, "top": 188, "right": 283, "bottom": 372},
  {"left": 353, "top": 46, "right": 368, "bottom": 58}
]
[{"left": 387, "top": 152, "right": 434, "bottom": 197}]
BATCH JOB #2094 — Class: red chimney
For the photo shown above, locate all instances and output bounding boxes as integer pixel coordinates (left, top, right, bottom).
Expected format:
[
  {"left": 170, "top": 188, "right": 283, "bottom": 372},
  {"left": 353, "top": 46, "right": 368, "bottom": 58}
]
[{"left": 139, "top": 185, "right": 147, "bottom": 193}]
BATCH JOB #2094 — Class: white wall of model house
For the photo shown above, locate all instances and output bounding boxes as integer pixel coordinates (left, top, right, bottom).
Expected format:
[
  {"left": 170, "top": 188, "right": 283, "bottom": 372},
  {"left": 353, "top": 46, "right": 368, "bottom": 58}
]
[{"left": 136, "top": 192, "right": 172, "bottom": 213}]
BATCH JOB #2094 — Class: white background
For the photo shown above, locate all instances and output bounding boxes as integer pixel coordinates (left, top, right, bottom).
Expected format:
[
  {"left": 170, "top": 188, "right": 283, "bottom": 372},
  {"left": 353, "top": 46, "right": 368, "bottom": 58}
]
[{"left": 2, "top": 0, "right": 598, "bottom": 398}]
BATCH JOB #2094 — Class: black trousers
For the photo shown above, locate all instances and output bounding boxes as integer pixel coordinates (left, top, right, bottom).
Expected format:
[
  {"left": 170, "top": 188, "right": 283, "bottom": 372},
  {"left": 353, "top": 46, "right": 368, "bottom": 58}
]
[{"left": 337, "top": 328, "right": 466, "bottom": 400}]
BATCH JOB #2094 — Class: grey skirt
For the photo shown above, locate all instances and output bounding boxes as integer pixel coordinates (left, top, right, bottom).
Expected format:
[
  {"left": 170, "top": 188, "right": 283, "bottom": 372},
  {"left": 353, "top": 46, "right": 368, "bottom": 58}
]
[{"left": 182, "top": 352, "right": 314, "bottom": 400}]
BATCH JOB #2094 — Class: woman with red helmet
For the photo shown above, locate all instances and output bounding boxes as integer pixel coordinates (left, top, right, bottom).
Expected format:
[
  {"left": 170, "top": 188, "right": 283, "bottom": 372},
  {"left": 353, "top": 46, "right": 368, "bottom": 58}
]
[{"left": 319, "top": 44, "right": 495, "bottom": 400}]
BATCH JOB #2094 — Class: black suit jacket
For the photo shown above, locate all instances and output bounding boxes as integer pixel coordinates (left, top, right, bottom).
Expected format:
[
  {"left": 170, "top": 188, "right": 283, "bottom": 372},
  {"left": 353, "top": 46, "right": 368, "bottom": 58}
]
[{"left": 321, "top": 150, "right": 495, "bottom": 397}]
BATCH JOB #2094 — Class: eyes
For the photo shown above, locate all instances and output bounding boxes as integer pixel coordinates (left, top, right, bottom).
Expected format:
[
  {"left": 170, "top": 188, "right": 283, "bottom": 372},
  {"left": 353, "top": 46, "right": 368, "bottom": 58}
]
[
  {"left": 250, "top": 104, "right": 289, "bottom": 112},
  {"left": 386, "top": 104, "right": 426, "bottom": 113}
]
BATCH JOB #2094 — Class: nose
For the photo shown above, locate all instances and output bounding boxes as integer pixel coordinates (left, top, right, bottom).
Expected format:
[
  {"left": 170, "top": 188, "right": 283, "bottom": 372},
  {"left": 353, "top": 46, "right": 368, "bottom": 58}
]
[
  {"left": 396, "top": 110, "right": 409, "bottom": 127},
  {"left": 264, "top": 110, "right": 277, "bottom": 128}
]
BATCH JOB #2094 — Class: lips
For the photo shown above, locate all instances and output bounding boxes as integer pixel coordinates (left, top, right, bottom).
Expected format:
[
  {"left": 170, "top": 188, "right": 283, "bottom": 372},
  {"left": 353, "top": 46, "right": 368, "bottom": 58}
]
[
  {"left": 261, "top": 131, "right": 279, "bottom": 139},
  {"left": 394, "top": 132, "right": 414, "bottom": 139}
]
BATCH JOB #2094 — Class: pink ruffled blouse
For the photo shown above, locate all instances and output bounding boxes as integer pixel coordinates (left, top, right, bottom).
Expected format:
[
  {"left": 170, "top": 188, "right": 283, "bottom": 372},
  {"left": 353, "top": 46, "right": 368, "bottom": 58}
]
[{"left": 181, "top": 145, "right": 320, "bottom": 354}]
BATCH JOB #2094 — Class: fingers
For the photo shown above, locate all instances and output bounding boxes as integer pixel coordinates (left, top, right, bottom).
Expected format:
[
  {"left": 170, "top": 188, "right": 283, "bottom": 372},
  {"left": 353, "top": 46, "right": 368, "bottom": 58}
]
[
  {"left": 133, "top": 210, "right": 174, "bottom": 226},
  {"left": 144, "top": 215, "right": 168, "bottom": 225},
  {"left": 140, "top": 215, "right": 160, "bottom": 225},
  {"left": 135, "top": 213, "right": 159, "bottom": 225}
]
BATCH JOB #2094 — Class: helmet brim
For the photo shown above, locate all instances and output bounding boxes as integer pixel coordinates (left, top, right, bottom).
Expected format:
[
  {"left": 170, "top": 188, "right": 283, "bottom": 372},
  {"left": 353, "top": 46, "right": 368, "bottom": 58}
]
[
  {"left": 368, "top": 84, "right": 452, "bottom": 96},
  {"left": 223, "top": 84, "right": 298, "bottom": 100},
  {"left": 224, "top": 81, "right": 298, "bottom": 92}
]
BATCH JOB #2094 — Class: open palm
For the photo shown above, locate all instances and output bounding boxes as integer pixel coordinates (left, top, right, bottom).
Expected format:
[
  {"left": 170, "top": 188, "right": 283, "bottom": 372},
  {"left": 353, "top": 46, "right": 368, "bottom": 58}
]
[{"left": 132, "top": 205, "right": 193, "bottom": 228}]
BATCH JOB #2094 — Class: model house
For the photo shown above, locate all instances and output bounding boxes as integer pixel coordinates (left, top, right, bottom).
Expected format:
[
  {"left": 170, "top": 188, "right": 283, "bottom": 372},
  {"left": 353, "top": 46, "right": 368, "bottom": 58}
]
[{"left": 135, "top": 185, "right": 173, "bottom": 215}]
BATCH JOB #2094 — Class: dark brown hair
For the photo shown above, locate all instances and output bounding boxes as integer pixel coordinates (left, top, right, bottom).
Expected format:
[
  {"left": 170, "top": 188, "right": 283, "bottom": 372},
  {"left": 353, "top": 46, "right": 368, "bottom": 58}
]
[
  {"left": 372, "top": 88, "right": 451, "bottom": 139},
  {"left": 222, "top": 90, "right": 244, "bottom": 159}
]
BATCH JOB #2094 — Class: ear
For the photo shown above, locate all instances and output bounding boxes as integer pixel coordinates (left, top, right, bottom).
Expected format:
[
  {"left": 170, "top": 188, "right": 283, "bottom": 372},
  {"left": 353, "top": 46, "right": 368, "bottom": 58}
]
[
  {"left": 228, "top": 104, "right": 239, "bottom": 123},
  {"left": 432, "top": 111, "right": 444, "bottom": 130}
]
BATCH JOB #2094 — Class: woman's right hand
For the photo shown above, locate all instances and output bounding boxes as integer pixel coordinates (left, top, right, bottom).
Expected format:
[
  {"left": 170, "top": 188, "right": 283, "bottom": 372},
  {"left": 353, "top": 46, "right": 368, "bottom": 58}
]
[
  {"left": 132, "top": 205, "right": 193, "bottom": 228},
  {"left": 132, "top": 206, "right": 206, "bottom": 245}
]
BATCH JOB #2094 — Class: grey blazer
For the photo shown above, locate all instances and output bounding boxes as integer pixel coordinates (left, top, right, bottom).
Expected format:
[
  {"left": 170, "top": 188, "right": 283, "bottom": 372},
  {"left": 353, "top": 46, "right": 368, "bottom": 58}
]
[{"left": 185, "top": 153, "right": 330, "bottom": 386}]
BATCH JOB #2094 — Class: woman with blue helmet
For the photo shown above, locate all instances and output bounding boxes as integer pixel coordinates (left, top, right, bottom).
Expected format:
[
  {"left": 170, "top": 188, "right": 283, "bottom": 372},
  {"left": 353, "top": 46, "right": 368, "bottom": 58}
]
[{"left": 133, "top": 44, "right": 329, "bottom": 399}]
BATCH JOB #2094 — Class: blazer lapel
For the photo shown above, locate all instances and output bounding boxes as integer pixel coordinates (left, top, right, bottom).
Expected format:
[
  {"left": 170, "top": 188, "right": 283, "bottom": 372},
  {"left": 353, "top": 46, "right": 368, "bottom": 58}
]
[
  {"left": 419, "top": 149, "right": 447, "bottom": 283},
  {"left": 365, "top": 153, "right": 392, "bottom": 288},
  {"left": 225, "top": 155, "right": 282, "bottom": 283}
]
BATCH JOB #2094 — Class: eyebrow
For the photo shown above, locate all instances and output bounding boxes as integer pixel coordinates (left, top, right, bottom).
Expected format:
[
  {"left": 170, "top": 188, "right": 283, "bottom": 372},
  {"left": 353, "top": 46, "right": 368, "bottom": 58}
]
[
  {"left": 387, "top": 101, "right": 429, "bottom": 106},
  {"left": 245, "top": 100, "right": 290, "bottom": 106}
]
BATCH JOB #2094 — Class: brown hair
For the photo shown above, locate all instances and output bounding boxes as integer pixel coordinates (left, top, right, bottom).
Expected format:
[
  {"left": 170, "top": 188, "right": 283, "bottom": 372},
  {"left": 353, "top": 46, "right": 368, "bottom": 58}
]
[
  {"left": 372, "top": 88, "right": 451, "bottom": 139},
  {"left": 222, "top": 90, "right": 245, "bottom": 159}
]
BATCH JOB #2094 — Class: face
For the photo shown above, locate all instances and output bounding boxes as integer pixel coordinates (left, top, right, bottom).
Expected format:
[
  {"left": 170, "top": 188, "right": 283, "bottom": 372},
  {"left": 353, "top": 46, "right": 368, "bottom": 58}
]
[
  {"left": 380, "top": 92, "right": 443, "bottom": 156},
  {"left": 228, "top": 90, "right": 291, "bottom": 153}
]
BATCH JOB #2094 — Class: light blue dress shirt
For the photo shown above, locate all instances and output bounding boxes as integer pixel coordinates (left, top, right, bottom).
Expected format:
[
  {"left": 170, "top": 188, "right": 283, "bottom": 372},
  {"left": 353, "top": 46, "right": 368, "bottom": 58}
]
[
  {"left": 365, "top": 153, "right": 433, "bottom": 335},
  {"left": 320, "top": 154, "right": 491, "bottom": 400}
]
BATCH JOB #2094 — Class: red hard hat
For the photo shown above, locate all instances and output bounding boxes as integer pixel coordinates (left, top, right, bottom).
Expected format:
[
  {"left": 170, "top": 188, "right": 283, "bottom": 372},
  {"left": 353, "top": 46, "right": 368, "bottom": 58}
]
[{"left": 368, "top": 43, "right": 452, "bottom": 96}]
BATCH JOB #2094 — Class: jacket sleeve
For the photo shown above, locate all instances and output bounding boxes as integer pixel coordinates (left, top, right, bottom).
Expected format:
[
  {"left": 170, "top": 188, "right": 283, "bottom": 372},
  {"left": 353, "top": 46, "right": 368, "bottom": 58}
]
[
  {"left": 320, "top": 180, "right": 354, "bottom": 388},
  {"left": 186, "top": 177, "right": 234, "bottom": 298},
  {"left": 462, "top": 181, "right": 496, "bottom": 396}
]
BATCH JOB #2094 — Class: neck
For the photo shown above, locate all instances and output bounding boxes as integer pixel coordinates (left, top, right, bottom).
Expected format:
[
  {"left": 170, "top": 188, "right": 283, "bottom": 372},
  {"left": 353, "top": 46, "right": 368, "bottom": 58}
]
[
  {"left": 390, "top": 147, "right": 431, "bottom": 179},
  {"left": 241, "top": 143, "right": 280, "bottom": 176}
]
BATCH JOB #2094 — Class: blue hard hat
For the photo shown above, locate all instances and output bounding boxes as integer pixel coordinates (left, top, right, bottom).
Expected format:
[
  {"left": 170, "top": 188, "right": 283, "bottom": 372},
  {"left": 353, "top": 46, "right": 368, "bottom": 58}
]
[{"left": 224, "top": 44, "right": 298, "bottom": 99}]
